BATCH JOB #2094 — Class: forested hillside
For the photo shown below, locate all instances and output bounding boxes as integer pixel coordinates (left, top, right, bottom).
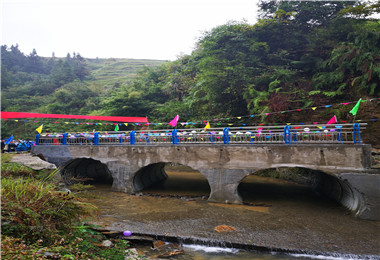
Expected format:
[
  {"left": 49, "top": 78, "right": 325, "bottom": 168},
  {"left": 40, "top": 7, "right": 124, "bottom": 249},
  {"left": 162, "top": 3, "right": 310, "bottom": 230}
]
[
  {"left": 1, "top": 0, "right": 379, "bottom": 142},
  {"left": 1, "top": 47, "right": 165, "bottom": 114}
]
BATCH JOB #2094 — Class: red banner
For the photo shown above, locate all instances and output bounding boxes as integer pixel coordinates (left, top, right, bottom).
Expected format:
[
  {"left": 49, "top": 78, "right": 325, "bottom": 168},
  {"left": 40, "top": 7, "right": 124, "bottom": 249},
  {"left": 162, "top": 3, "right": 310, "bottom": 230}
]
[{"left": 1, "top": 112, "right": 149, "bottom": 123}]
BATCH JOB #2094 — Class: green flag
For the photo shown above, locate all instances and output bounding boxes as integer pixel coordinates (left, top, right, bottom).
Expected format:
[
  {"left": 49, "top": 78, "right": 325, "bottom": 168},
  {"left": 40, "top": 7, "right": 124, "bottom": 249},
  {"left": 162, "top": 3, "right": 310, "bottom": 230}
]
[
  {"left": 349, "top": 98, "right": 362, "bottom": 116},
  {"left": 114, "top": 124, "right": 119, "bottom": 131}
]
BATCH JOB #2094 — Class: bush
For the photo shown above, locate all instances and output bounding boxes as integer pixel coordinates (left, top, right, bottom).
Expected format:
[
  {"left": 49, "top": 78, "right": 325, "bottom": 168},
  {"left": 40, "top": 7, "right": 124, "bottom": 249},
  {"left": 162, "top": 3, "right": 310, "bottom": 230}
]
[
  {"left": 1, "top": 225, "right": 134, "bottom": 260},
  {"left": 1, "top": 177, "right": 91, "bottom": 243},
  {"left": 0, "top": 155, "right": 143, "bottom": 259},
  {"left": 1, "top": 163, "right": 35, "bottom": 178},
  {"left": 1, "top": 153, "right": 44, "bottom": 178}
]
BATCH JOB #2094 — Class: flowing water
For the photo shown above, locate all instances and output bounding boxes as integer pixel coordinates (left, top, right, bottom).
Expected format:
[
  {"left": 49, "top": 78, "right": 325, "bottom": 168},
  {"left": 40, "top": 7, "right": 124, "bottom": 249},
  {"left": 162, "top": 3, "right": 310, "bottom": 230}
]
[{"left": 82, "top": 166, "right": 380, "bottom": 260}]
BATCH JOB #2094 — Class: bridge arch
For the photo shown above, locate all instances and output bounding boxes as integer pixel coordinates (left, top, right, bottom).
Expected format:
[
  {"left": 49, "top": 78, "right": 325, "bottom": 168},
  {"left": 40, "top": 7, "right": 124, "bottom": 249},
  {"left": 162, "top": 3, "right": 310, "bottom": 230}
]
[
  {"left": 60, "top": 158, "right": 113, "bottom": 185},
  {"left": 132, "top": 162, "right": 211, "bottom": 197},
  {"left": 315, "top": 171, "right": 363, "bottom": 213},
  {"left": 133, "top": 162, "right": 168, "bottom": 191},
  {"left": 237, "top": 167, "right": 364, "bottom": 215}
]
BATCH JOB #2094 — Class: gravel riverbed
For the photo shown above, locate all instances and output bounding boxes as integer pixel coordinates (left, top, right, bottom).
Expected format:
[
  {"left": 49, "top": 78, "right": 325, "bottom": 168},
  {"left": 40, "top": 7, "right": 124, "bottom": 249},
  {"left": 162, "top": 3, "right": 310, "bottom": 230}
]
[{"left": 84, "top": 170, "right": 380, "bottom": 258}]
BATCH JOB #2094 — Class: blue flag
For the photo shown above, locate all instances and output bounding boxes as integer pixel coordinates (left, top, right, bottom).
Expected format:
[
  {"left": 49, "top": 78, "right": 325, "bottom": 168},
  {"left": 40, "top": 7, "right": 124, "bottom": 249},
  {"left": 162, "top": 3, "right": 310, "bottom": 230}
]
[{"left": 5, "top": 135, "right": 13, "bottom": 144}]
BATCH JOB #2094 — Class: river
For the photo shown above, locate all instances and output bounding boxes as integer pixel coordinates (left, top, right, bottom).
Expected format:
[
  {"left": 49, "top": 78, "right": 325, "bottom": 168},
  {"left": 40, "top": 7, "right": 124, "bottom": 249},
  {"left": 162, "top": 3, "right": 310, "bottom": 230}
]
[{"left": 82, "top": 166, "right": 379, "bottom": 259}]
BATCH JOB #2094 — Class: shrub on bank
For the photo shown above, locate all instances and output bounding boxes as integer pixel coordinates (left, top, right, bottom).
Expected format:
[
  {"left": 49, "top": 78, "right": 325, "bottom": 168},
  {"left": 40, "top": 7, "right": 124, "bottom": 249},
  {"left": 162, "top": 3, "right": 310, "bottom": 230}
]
[
  {"left": 1, "top": 176, "right": 88, "bottom": 243},
  {"left": 1, "top": 154, "right": 36, "bottom": 178},
  {"left": 0, "top": 154, "right": 143, "bottom": 259},
  {"left": 1, "top": 225, "right": 133, "bottom": 260}
]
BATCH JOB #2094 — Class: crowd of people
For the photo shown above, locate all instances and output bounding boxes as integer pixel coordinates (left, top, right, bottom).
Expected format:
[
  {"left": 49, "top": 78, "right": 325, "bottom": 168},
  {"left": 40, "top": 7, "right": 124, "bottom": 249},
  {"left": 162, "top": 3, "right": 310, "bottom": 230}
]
[{"left": 1, "top": 138, "right": 35, "bottom": 153}]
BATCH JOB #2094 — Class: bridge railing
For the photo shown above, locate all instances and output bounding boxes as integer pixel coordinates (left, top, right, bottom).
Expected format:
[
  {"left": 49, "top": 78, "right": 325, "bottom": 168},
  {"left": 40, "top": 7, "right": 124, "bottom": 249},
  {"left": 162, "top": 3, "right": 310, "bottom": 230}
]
[{"left": 35, "top": 123, "right": 366, "bottom": 146}]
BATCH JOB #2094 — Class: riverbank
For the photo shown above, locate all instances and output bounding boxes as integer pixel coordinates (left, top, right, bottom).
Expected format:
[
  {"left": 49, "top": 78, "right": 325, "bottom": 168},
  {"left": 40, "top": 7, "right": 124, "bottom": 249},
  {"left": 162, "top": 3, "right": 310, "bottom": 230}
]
[
  {"left": 82, "top": 169, "right": 380, "bottom": 259},
  {"left": 0, "top": 153, "right": 144, "bottom": 260}
]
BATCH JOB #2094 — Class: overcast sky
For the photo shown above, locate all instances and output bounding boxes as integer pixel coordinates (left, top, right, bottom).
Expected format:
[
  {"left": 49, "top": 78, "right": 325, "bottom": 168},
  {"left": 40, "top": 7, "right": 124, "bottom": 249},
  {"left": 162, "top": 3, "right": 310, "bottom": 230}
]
[{"left": 2, "top": 0, "right": 259, "bottom": 60}]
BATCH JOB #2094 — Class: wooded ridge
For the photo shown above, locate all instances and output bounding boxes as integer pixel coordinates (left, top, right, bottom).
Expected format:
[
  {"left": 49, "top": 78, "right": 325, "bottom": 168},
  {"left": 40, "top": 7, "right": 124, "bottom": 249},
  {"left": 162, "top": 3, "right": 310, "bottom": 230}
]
[{"left": 1, "top": 0, "right": 379, "bottom": 139}]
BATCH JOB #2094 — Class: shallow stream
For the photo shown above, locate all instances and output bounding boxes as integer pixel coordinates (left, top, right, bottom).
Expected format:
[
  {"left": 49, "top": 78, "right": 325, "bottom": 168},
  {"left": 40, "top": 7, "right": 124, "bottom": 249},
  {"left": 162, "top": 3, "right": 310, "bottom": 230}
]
[{"left": 82, "top": 167, "right": 379, "bottom": 259}]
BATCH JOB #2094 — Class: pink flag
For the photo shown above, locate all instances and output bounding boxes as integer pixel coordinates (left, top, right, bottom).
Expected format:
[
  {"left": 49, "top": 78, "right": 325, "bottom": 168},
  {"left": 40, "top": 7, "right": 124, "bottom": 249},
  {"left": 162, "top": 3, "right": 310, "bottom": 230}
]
[
  {"left": 326, "top": 115, "right": 337, "bottom": 125},
  {"left": 168, "top": 115, "right": 179, "bottom": 127}
]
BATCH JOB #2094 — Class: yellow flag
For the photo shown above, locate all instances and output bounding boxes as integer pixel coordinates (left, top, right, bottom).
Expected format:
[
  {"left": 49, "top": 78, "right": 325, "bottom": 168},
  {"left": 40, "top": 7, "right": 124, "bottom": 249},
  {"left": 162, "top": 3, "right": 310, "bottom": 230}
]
[
  {"left": 204, "top": 122, "right": 211, "bottom": 130},
  {"left": 312, "top": 107, "right": 317, "bottom": 110},
  {"left": 35, "top": 124, "right": 43, "bottom": 133},
  {"left": 124, "top": 123, "right": 128, "bottom": 127}
]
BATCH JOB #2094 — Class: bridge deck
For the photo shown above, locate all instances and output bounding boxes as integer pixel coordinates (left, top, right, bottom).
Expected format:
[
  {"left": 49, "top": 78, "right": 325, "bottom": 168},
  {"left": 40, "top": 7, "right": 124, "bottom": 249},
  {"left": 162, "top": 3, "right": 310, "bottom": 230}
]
[{"left": 35, "top": 123, "right": 366, "bottom": 146}]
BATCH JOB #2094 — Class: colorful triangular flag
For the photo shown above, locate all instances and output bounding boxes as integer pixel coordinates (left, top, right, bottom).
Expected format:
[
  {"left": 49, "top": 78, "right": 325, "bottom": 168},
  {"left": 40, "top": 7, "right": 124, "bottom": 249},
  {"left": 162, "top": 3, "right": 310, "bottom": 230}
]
[
  {"left": 349, "top": 98, "right": 362, "bottom": 116},
  {"left": 204, "top": 122, "right": 210, "bottom": 131},
  {"left": 5, "top": 135, "right": 13, "bottom": 144},
  {"left": 326, "top": 115, "right": 337, "bottom": 125},
  {"left": 35, "top": 124, "right": 43, "bottom": 133},
  {"left": 168, "top": 115, "right": 179, "bottom": 127},
  {"left": 114, "top": 124, "right": 119, "bottom": 131}
]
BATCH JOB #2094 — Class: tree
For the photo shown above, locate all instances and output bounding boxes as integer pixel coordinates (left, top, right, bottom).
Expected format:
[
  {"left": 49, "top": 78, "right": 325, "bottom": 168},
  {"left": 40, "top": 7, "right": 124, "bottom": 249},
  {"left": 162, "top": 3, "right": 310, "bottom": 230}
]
[
  {"left": 258, "top": 0, "right": 356, "bottom": 27},
  {"left": 44, "top": 82, "right": 98, "bottom": 114},
  {"left": 311, "top": 20, "right": 380, "bottom": 98},
  {"left": 339, "top": 0, "right": 380, "bottom": 18},
  {"left": 185, "top": 22, "right": 264, "bottom": 117},
  {"left": 72, "top": 53, "right": 90, "bottom": 80},
  {"left": 50, "top": 60, "right": 76, "bottom": 86},
  {"left": 102, "top": 66, "right": 170, "bottom": 118},
  {"left": 26, "top": 48, "right": 45, "bottom": 73}
]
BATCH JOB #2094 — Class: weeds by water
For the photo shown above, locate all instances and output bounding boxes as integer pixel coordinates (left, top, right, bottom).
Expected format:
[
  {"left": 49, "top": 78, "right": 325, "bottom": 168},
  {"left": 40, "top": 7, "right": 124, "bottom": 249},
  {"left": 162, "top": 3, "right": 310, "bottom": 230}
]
[
  {"left": 1, "top": 224, "right": 132, "bottom": 260},
  {"left": 1, "top": 153, "right": 142, "bottom": 259},
  {"left": 69, "top": 183, "right": 96, "bottom": 192},
  {"left": 1, "top": 177, "right": 88, "bottom": 242}
]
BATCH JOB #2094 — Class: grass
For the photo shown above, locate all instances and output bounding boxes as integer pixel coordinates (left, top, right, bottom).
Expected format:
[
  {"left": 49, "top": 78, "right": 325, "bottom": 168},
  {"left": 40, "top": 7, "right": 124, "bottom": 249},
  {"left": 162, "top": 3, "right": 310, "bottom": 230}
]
[
  {"left": 1, "top": 154, "right": 56, "bottom": 179},
  {"left": 69, "top": 183, "right": 96, "bottom": 192},
  {"left": 1, "top": 154, "right": 35, "bottom": 178},
  {"left": 1, "top": 176, "right": 89, "bottom": 243},
  {"left": 0, "top": 153, "right": 145, "bottom": 259},
  {"left": 1, "top": 153, "right": 13, "bottom": 163},
  {"left": 86, "top": 58, "right": 166, "bottom": 89},
  {"left": 1, "top": 224, "right": 134, "bottom": 260}
]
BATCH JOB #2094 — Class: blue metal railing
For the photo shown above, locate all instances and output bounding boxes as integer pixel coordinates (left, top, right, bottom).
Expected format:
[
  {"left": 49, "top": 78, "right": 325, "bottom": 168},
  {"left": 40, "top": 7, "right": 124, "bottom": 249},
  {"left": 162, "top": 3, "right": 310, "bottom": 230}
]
[{"left": 35, "top": 123, "right": 366, "bottom": 146}]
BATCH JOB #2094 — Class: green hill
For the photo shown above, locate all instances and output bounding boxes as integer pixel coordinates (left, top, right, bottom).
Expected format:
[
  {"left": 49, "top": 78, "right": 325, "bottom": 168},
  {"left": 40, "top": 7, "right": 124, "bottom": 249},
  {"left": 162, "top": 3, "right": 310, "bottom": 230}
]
[
  {"left": 1, "top": 1, "right": 379, "bottom": 143},
  {"left": 86, "top": 58, "right": 166, "bottom": 89}
]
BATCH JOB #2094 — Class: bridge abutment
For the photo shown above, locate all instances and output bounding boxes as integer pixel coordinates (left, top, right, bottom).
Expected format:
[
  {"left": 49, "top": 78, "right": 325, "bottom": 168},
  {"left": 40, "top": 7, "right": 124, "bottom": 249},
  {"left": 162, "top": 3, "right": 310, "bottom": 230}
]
[
  {"left": 337, "top": 172, "right": 380, "bottom": 220},
  {"left": 312, "top": 171, "right": 380, "bottom": 220}
]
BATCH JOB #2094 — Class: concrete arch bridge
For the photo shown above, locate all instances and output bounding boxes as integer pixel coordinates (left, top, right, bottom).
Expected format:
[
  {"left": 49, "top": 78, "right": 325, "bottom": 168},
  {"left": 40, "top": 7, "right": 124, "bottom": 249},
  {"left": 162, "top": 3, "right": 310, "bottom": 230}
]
[{"left": 31, "top": 124, "right": 380, "bottom": 220}]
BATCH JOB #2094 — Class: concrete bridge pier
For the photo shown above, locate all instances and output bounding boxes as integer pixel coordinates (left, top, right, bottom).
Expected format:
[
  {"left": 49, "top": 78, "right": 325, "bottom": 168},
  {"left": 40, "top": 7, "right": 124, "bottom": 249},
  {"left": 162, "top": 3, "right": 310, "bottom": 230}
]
[
  {"left": 106, "top": 161, "right": 137, "bottom": 193},
  {"left": 201, "top": 168, "right": 250, "bottom": 204}
]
